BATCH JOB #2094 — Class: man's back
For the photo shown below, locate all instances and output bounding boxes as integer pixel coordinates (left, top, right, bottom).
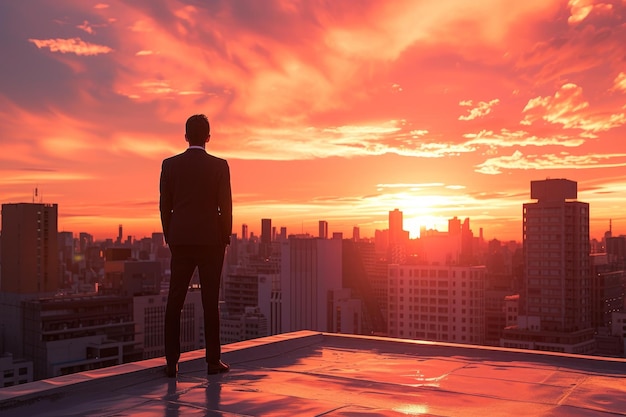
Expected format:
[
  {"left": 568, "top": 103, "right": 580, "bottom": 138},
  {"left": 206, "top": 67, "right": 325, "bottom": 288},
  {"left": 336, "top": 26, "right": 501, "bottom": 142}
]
[{"left": 160, "top": 148, "right": 232, "bottom": 246}]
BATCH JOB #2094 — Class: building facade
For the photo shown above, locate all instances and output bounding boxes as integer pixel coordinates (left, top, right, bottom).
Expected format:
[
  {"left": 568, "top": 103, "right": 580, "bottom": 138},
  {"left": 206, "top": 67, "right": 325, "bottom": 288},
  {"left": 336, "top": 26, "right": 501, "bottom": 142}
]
[
  {"left": 502, "top": 179, "right": 595, "bottom": 354},
  {"left": 133, "top": 292, "right": 204, "bottom": 360},
  {"left": 21, "top": 295, "right": 139, "bottom": 380},
  {"left": 279, "top": 236, "right": 342, "bottom": 333},
  {"left": 387, "top": 264, "right": 486, "bottom": 345},
  {"left": 1, "top": 203, "right": 59, "bottom": 294}
]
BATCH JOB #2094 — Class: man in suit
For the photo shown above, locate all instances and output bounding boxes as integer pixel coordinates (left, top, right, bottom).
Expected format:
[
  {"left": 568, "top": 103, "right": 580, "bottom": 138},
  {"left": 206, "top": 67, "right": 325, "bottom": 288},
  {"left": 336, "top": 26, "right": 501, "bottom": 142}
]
[{"left": 160, "top": 114, "right": 232, "bottom": 377}]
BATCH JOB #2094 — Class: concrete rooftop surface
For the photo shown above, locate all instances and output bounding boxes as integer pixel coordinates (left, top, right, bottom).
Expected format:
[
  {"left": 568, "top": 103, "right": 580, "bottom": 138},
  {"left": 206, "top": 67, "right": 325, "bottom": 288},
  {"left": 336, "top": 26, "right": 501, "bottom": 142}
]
[{"left": 1, "top": 331, "right": 626, "bottom": 417}]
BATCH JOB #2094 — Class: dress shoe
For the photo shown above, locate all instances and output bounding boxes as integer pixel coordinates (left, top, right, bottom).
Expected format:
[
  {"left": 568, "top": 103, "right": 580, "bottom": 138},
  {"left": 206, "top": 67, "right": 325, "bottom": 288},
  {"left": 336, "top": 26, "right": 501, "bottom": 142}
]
[
  {"left": 165, "top": 363, "right": 178, "bottom": 378},
  {"left": 207, "top": 360, "right": 229, "bottom": 375}
]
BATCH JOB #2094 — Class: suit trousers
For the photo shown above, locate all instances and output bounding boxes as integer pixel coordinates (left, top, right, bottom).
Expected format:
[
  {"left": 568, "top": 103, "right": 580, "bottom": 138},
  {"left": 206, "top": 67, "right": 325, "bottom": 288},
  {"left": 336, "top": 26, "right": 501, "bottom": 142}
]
[{"left": 165, "top": 244, "right": 226, "bottom": 365}]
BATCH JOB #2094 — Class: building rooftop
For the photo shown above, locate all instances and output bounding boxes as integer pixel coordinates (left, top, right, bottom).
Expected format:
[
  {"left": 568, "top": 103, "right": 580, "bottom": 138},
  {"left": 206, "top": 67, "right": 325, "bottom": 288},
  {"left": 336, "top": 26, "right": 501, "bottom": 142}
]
[{"left": 1, "top": 331, "right": 625, "bottom": 416}]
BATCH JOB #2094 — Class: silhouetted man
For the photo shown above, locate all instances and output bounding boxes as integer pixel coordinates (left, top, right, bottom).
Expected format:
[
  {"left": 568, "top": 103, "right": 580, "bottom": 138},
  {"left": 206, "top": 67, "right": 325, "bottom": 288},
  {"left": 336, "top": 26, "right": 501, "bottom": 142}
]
[{"left": 160, "top": 114, "right": 232, "bottom": 377}]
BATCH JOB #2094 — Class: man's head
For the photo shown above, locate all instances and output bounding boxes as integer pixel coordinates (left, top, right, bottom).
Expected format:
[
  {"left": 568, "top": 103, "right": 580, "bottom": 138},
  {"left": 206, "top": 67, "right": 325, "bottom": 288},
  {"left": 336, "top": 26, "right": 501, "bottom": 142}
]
[{"left": 185, "top": 114, "right": 210, "bottom": 146}]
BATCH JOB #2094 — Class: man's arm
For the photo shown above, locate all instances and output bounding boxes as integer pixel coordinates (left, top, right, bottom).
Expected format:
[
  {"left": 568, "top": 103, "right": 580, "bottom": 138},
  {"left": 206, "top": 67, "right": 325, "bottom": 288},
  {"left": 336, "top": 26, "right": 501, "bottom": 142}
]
[
  {"left": 218, "top": 160, "right": 233, "bottom": 245},
  {"left": 159, "top": 160, "right": 173, "bottom": 243}
]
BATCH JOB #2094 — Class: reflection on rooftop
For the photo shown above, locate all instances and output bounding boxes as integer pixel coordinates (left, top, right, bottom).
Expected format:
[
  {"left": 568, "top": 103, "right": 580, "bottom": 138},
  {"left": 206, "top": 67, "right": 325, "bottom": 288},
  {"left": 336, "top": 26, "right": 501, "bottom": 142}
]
[{"left": 1, "top": 331, "right": 625, "bottom": 416}]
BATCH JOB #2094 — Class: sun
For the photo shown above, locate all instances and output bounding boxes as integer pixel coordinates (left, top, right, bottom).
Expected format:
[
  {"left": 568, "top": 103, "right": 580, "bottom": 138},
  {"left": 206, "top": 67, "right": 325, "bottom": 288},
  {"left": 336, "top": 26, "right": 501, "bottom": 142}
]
[{"left": 404, "top": 215, "right": 448, "bottom": 238}]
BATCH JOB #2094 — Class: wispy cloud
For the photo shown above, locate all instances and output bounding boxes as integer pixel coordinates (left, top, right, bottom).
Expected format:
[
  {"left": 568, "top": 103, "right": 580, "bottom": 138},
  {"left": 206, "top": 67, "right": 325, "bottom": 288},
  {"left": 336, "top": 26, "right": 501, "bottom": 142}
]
[
  {"left": 458, "top": 99, "right": 500, "bottom": 121},
  {"left": 611, "top": 72, "right": 626, "bottom": 93},
  {"left": 29, "top": 38, "right": 113, "bottom": 55},
  {"left": 476, "top": 150, "right": 626, "bottom": 175},
  {"left": 521, "top": 83, "right": 626, "bottom": 132}
]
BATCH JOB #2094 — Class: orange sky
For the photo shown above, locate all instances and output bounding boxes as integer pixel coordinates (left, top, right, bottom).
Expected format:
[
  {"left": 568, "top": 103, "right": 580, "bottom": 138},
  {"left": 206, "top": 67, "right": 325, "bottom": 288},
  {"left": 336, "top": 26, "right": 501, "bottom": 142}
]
[{"left": 1, "top": 0, "right": 625, "bottom": 242}]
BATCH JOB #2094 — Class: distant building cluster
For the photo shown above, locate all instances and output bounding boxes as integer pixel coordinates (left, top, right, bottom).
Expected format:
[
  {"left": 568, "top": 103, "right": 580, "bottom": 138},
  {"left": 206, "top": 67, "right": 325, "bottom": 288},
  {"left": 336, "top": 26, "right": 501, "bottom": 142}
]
[{"left": 1, "top": 178, "right": 625, "bottom": 386}]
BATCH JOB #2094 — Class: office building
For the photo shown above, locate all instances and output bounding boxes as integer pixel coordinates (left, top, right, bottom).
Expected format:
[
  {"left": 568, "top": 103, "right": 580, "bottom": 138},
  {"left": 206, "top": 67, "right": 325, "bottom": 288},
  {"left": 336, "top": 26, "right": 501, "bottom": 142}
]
[
  {"left": 1, "top": 203, "right": 59, "bottom": 294},
  {"left": 501, "top": 179, "right": 595, "bottom": 354},
  {"left": 388, "top": 209, "right": 409, "bottom": 252},
  {"left": 133, "top": 291, "right": 204, "bottom": 360},
  {"left": 221, "top": 271, "right": 274, "bottom": 342},
  {"left": 260, "top": 218, "right": 272, "bottom": 258},
  {"left": 319, "top": 220, "right": 328, "bottom": 239},
  {"left": 279, "top": 236, "right": 342, "bottom": 332},
  {"left": 387, "top": 264, "right": 486, "bottom": 344},
  {"left": 22, "top": 295, "right": 139, "bottom": 380},
  {"left": 0, "top": 203, "right": 60, "bottom": 359}
]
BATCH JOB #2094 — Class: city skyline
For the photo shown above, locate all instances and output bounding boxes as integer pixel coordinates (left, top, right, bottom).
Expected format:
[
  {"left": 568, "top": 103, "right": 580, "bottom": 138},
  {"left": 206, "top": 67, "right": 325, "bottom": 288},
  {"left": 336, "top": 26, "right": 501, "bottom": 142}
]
[{"left": 1, "top": 1, "right": 626, "bottom": 241}]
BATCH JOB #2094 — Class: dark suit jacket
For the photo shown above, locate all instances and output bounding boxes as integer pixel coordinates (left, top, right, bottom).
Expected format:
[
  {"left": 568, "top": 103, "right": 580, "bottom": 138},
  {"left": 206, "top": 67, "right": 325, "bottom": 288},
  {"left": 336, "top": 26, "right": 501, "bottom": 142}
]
[{"left": 160, "top": 148, "right": 232, "bottom": 246}]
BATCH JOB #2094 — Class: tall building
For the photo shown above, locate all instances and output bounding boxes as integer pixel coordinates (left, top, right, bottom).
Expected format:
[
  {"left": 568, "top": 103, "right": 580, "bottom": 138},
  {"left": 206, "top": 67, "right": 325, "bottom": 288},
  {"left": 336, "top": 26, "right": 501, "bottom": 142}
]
[
  {"left": 341, "top": 240, "right": 386, "bottom": 334},
  {"left": 318, "top": 220, "right": 328, "bottom": 239},
  {"left": 78, "top": 232, "right": 93, "bottom": 254},
  {"left": 502, "top": 179, "right": 594, "bottom": 354},
  {"left": 1, "top": 203, "right": 61, "bottom": 357},
  {"left": 260, "top": 218, "right": 272, "bottom": 258},
  {"left": 279, "top": 236, "right": 342, "bottom": 332},
  {"left": 1, "top": 203, "right": 60, "bottom": 294},
  {"left": 352, "top": 226, "right": 360, "bottom": 241},
  {"left": 388, "top": 209, "right": 403, "bottom": 246},
  {"left": 261, "top": 218, "right": 272, "bottom": 244}
]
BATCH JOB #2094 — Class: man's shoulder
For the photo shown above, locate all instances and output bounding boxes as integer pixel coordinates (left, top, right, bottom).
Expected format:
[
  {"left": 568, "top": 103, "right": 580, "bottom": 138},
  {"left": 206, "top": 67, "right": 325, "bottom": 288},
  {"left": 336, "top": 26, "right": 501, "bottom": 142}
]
[
  {"left": 203, "top": 152, "right": 229, "bottom": 167},
  {"left": 162, "top": 152, "right": 186, "bottom": 163},
  {"left": 163, "top": 150, "right": 228, "bottom": 166}
]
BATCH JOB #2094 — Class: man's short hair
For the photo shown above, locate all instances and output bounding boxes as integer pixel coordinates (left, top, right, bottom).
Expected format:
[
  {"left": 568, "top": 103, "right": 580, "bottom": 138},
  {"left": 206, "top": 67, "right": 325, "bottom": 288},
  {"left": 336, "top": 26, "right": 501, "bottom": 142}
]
[{"left": 186, "top": 114, "right": 210, "bottom": 145}]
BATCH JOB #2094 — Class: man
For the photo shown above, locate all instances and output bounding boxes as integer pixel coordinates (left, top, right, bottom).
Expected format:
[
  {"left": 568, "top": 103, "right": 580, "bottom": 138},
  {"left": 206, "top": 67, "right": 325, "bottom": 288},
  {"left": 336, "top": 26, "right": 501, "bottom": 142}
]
[{"left": 160, "top": 114, "right": 232, "bottom": 378}]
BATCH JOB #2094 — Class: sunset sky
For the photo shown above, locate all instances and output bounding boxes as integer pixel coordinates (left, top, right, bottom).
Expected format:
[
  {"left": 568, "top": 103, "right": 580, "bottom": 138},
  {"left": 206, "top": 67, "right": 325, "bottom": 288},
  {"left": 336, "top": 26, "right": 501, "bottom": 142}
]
[{"left": 1, "top": 0, "right": 625, "bottom": 242}]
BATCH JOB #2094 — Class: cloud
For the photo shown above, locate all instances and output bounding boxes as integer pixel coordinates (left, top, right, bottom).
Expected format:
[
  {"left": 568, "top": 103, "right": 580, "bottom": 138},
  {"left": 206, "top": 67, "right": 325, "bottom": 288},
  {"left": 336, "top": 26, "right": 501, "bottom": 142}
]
[
  {"left": 611, "top": 72, "right": 626, "bottom": 93},
  {"left": 29, "top": 37, "right": 113, "bottom": 55},
  {"left": 458, "top": 99, "right": 500, "bottom": 121},
  {"left": 222, "top": 118, "right": 595, "bottom": 161},
  {"left": 568, "top": 0, "right": 614, "bottom": 25},
  {"left": 77, "top": 21, "right": 94, "bottom": 34},
  {"left": 476, "top": 150, "right": 626, "bottom": 174},
  {"left": 521, "top": 83, "right": 626, "bottom": 132},
  {"left": 462, "top": 129, "right": 585, "bottom": 148},
  {"left": 0, "top": 169, "right": 93, "bottom": 185}
]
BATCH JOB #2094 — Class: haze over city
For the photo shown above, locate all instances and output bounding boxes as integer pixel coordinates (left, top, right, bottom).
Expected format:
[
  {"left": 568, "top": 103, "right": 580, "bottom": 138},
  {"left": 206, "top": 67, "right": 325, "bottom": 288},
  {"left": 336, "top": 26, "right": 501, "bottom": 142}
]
[{"left": 1, "top": 1, "right": 625, "bottom": 241}]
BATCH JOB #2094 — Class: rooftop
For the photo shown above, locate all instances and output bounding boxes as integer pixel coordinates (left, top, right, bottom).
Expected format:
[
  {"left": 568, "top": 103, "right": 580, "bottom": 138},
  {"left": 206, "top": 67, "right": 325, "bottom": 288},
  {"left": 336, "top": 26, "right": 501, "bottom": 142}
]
[{"left": 1, "top": 331, "right": 625, "bottom": 416}]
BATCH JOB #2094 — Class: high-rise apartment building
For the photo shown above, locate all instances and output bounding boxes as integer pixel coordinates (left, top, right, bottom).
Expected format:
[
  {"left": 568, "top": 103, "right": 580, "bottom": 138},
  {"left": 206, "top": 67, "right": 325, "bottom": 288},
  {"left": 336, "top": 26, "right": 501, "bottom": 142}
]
[
  {"left": 1, "top": 203, "right": 60, "bottom": 294},
  {"left": 1, "top": 203, "right": 61, "bottom": 359},
  {"left": 501, "top": 179, "right": 594, "bottom": 354}
]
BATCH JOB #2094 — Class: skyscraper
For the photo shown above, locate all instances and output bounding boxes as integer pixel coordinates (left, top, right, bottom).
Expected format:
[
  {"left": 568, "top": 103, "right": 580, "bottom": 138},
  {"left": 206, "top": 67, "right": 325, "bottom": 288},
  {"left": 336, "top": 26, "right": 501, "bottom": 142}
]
[
  {"left": 1, "top": 203, "right": 60, "bottom": 358},
  {"left": 501, "top": 179, "right": 594, "bottom": 354},
  {"left": 1, "top": 203, "right": 60, "bottom": 294},
  {"left": 261, "top": 218, "right": 272, "bottom": 244},
  {"left": 260, "top": 218, "right": 272, "bottom": 258},
  {"left": 318, "top": 220, "right": 328, "bottom": 239},
  {"left": 388, "top": 209, "right": 403, "bottom": 246},
  {"left": 280, "top": 236, "right": 342, "bottom": 332}
]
